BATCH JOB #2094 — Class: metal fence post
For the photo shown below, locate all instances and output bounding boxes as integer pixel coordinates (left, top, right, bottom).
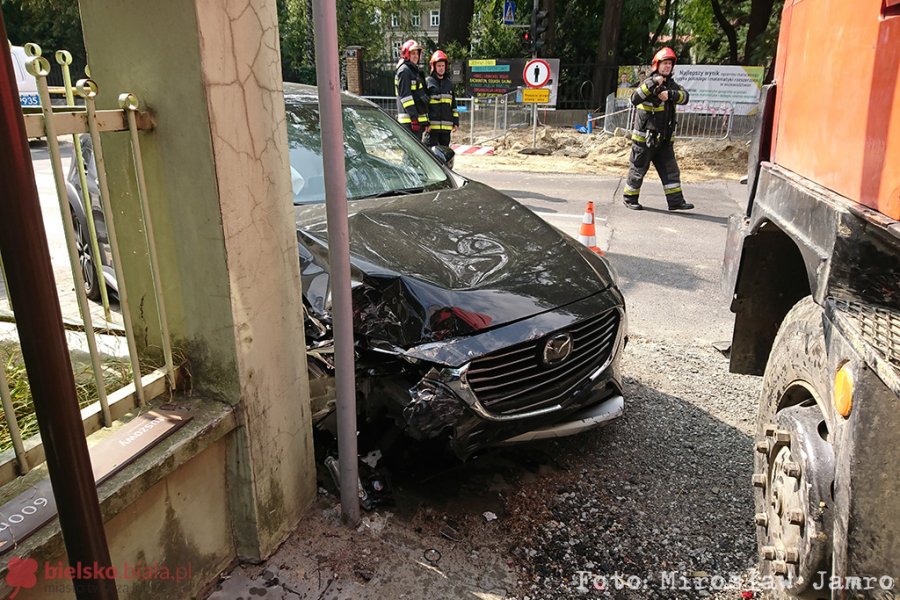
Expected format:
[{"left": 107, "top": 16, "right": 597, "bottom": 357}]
[
  {"left": 120, "top": 94, "right": 176, "bottom": 392},
  {"left": 504, "top": 93, "right": 509, "bottom": 130},
  {"left": 469, "top": 98, "right": 475, "bottom": 144},
  {"left": 493, "top": 97, "right": 499, "bottom": 137},
  {"left": 0, "top": 26, "right": 118, "bottom": 599},
  {"left": 30, "top": 56, "right": 112, "bottom": 427},
  {"left": 78, "top": 79, "right": 145, "bottom": 405}
]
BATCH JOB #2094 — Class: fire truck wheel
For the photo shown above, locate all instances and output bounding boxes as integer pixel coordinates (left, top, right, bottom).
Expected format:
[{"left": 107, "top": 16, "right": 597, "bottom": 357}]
[{"left": 753, "top": 297, "right": 835, "bottom": 600}]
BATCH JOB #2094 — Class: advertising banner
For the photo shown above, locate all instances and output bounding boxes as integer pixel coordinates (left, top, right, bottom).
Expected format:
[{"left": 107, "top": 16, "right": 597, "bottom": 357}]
[{"left": 615, "top": 65, "right": 764, "bottom": 115}]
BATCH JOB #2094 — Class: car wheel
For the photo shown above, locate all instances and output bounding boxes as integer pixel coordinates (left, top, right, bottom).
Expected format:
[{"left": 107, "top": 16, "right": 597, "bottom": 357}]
[
  {"left": 753, "top": 297, "right": 834, "bottom": 600},
  {"left": 72, "top": 207, "right": 101, "bottom": 301}
]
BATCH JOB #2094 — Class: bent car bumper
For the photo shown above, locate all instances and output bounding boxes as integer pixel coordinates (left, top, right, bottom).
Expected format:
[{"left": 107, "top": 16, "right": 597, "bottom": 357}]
[
  {"left": 398, "top": 290, "right": 627, "bottom": 458},
  {"left": 497, "top": 394, "right": 624, "bottom": 444}
]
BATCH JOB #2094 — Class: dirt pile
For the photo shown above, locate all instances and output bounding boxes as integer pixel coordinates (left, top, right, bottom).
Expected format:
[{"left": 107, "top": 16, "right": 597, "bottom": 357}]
[{"left": 456, "top": 127, "right": 749, "bottom": 182}]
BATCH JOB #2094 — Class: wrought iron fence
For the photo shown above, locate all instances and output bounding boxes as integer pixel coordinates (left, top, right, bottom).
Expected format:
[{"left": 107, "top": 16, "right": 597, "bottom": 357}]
[
  {"left": 0, "top": 43, "right": 177, "bottom": 485},
  {"left": 361, "top": 90, "right": 533, "bottom": 145}
]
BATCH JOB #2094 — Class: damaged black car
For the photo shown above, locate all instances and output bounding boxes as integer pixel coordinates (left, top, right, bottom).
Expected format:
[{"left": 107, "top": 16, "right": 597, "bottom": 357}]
[{"left": 288, "top": 84, "right": 628, "bottom": 459}]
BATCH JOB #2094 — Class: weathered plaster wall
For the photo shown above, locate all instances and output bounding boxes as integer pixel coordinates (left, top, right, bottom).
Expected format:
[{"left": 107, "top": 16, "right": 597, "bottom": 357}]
[
  {"left": 193, "top": 0, "right": 316, "bottom": 556},
  {"left": 12, "top": 441, "right": 233, "bottom": 600},
  {"left": 77, "top": 0, "right": 316, "bottom": 566}
]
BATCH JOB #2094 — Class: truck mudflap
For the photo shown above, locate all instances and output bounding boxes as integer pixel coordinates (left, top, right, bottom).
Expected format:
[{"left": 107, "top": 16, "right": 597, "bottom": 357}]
[{"left": 722, "top": 213, "right": 752, "bottom": 302}]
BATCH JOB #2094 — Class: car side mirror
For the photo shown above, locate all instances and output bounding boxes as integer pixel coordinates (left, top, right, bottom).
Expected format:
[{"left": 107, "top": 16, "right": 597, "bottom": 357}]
[{"left": 430, "top": 145, "right": 455, "bottom": 170}]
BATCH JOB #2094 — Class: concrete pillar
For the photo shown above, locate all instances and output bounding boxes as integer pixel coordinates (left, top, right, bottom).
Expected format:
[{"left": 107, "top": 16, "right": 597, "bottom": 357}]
[
  {"left": 77, "top": 0, "right": 316, "bottom": 560},
  {"left": 344, "top": 46, "right": 364, "bottom": 95}
]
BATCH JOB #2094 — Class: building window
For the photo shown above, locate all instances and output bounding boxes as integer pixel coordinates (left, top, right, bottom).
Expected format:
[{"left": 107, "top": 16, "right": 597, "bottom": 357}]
[
  {"left": 392, "top": 41, "right": 402, "bottom": 59},
  {"left": 390, "top": 13, "right": 399, "bottom": 28},
  {"left": 430, "top": 10, "right": 440, "bottom": 27},
  {"left": 412, "top": 13, "right": 420, "bottom": 27}
]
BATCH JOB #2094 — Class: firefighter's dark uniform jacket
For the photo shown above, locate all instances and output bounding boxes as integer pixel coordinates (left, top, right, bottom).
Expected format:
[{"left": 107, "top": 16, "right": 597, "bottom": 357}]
[
  {"left": 395, "top": 60, "right": 429, "bottom": 127},
  {"left": 425, "top": 73, "right": 459, "bottom": 134},
  {"left": 623, "top": 73, "right": 690, "bottom": 208},
  {"left": 629, "top": 75, "right": 689, "bottom": 144}
]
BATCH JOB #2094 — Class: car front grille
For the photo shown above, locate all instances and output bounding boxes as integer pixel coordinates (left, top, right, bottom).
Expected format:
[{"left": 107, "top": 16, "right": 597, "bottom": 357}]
[{"left": 464, "top": 309, "right": 620, "bottom": 416}]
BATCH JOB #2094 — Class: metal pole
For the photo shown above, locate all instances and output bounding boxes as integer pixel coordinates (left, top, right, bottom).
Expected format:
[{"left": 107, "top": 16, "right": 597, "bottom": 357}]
[
  {"left": 493, "top": 97, "right": 498, "bottom": 137},
  {"left": 0, "top": 252, "right": 11, "bottom": 310},
  {"left": 58, "top": 50, "right": 111, "bottom": 321},
  {"left": 0, "top": 19, "right": 118, "bottom": 600},
  {"left": 78, "top": 79, "right": 145, "bottom": 405},
  {"left": 32, "top": 56, "right": 112, "bottom": 428},
  {"left": 312, "top": 0, "right": 360, "bottom": 526},
  {"left": 469, "top": 98, "right": 475, "bottom": 144},
  {"left": 504, "top": 93, "right": 509, "bottom": 130},
  {"left": 120, "top": 94, "right": 176, "bottom": 392},
  {"left": 0, "top": 356, "right": 30, "bottom": 474},
  {"left": 531, "top": 0, "right": 539, "bottom": 148}
]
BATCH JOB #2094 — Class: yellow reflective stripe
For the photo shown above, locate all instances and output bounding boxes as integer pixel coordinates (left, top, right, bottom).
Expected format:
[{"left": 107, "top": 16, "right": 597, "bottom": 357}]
[
  {"left": 402, "top": 100, "right": 415, "bottom": 108},
  {"left": 429, "top": 98, "right": 441, "bottom": 104},
  {"left": 631, "top": 133, "right": 646, "bottom": 142},
  {"left": 624, "top": 188, "right": 640, "bottom": 196},
  {"left": 397, "top": 114, "right": 412, "bottom": 123},
  {"left": 417, "top": 115, "right": 429, "bottom": 123},
  {"left": 637, "top": 103, "right": 665, "bottom": 112},
  {"left": 639, "top": 84, "right": 651, "bottom": 97},
  {"left": 440, "top": 98, "right": 453, "bottom": 104},
  {"left": 664, "top": 187, "right": 683, "bottom": 195}
]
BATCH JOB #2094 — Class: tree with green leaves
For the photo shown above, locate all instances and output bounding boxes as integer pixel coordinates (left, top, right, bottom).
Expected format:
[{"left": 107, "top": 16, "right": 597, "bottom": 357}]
[
  {"left": 278, "top": 0, "right": 425, "bottom": 83},
  {"left": 680, "top": 0, "right": 784, "bottom": 66},
  {"left": 2, "top": 0, "right": 86, "bottom": 64}
]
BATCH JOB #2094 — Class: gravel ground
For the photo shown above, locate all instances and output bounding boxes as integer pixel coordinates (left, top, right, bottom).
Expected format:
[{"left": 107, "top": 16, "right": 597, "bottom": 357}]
[
  {"left": 502, "top": 334, "right": 763, "bottom": 599},
  {"left": 211, "top": 333, "right": 766, "bottom": 600}
]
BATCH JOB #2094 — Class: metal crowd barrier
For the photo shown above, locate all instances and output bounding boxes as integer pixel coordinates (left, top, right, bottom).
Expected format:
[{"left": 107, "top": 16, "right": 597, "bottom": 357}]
[{"left": 601, "top": 93, "right": 756, "bottom": 140}]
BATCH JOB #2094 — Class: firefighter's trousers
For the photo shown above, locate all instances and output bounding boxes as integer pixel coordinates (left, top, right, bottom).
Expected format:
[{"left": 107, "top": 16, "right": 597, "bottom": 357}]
[
  {"left": 623, "top": 140, "right": 686, "bottom": 207},
  {"left": 424, "top": 129, "right": 451, "bottom": 147}
]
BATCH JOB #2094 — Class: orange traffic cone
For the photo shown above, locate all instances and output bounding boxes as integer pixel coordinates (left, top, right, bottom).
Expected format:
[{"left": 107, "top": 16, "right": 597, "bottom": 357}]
[{"left": 578, "top": 201, "right": 604, "bottom": 255}]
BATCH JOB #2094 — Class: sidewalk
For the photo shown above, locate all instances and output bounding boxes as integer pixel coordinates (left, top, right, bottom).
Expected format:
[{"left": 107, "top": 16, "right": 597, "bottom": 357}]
[{"left": 206, "top": 495, "right": 518, "bottom": 600}]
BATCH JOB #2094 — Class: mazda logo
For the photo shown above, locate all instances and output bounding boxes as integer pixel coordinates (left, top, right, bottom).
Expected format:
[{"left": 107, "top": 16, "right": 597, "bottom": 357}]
[{"left": 543, "top": 333, "right": 574, "bottom": 366}]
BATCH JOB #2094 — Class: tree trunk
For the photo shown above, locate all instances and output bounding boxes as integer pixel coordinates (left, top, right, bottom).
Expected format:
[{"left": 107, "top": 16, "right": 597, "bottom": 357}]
[
  {"left": 592, "top": 0, "right": 624, "bottom": 107},
  {"left": 649, "top": 0, "right": 673, "bottom": 50},
  {"left": 743, "top": 0, "right": 776, "bottom": 65},
  {"left": 438, "top": 0, "right": 475, "bottom": 48},
  {"left": 710, "top": 0, "right": 739, "bottom": 65}
]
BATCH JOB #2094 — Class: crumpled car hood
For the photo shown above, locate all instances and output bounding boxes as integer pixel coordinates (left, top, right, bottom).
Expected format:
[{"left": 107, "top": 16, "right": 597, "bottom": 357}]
[{"left": 296, "top": 181, "right": 614, "bottom": 348}]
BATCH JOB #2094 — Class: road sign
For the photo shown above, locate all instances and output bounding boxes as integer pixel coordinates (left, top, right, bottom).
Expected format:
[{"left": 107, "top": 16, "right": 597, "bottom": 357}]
[
  {"left": 524, "top": 58, "right": 551, "bottom": 88},
  {"left": 522, "top": 88, "right": 550, "bottom": 103},
  {"left": 467, "top": 58, "right": 560, "bottom": 105},
  {"left": 503, "top": 1, "right": 516, "bottom": 25}
]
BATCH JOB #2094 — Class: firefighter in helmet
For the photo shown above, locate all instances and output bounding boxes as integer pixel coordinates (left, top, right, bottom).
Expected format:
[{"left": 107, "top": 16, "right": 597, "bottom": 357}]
[
  {"left": 623, "top": 47, "right": 694, "bottom": 211},
  {"left": 424, "top": 50, "right": 459, "bottom": 148},
  {"left": 395, "top": 39, "right": 430, "bottom": 140}
]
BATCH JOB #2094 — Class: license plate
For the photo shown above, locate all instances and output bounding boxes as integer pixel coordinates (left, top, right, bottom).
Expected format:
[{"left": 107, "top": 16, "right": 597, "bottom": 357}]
[{"left": 19, "top": 93, "right": 40, "bottom": 107}]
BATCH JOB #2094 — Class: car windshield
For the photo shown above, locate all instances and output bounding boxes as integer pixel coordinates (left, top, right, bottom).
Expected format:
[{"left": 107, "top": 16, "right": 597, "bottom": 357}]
[{"left": 285, "top": 102, "right": 452, "bottom": 204}]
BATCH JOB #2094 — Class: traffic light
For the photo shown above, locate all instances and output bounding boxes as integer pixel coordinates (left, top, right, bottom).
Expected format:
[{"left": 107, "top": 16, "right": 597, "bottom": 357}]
[
  {"left": 532, "top": 9, "right": 549, "bottom": 53},
  {"left": 520, "top": 29, "right": 534, "bottom": 53}
]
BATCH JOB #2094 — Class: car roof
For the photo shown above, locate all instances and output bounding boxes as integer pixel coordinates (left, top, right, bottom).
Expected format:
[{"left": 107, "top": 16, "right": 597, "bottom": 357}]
[{"left": 282, "top": 82, "right": 376, "bottom": 108}]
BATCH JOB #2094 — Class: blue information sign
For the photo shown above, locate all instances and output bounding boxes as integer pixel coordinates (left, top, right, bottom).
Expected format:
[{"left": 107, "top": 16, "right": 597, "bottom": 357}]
[{"left": 503, "top": 1, "right": 516, "bottom": 25}]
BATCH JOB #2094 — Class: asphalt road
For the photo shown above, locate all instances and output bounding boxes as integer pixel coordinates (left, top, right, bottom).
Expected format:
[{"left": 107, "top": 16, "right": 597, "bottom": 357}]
[{"left": 457, "top": 168, "right": 747, "bottom": 345}]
